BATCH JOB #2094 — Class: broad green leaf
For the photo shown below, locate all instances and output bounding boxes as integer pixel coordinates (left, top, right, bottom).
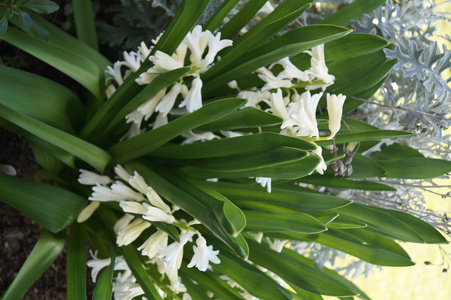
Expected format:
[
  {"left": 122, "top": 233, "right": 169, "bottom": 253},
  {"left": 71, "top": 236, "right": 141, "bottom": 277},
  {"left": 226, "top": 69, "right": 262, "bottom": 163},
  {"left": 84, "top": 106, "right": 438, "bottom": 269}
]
[
  {"left": 207, "top": 182, "right": 352, "bottom": 211},
  {"left": 348, "top": 153, "right": 386, "bottom": 178},
  {"left": 197, "top": 106, "right": 283, "bottom": 131},
  {"left": 92, "top": 266, "right": 113, "bottom": 300},
  {"left": 244, "top": 211, "right": 327, "bottom": 234},
  {"left": 1, "top": 230, "right": 65, "bottom": 300},
  {"left": 71, "top": 0, "right": 99, "bottom": 50},
  {"left": 279, "top": 230, "right": 414, "bottom": 266},
  {"left": 0, "top": 15, "right": 8, "bottom": 35},
  {"left": 23, "top": 0, "right": 60, "bottom": 14},
  {"left": 67, "top": 223, "right": 87, "bottom": 300},
  {"left": 0, "top": 104, "right": 111, "bottom": 172},
  {"left": 318, "top": 0, "right": 386, "bottom": 26},
  {"left": 299, "top": 174, "right": 397, "bottom": 191},
  {"left": 370, "top": 143, "right": 424, "bottom": 160},
  {"left": 120, "top": 245, "right": 162, "bottom": 300},
  {"left": 183, "top": 155, "right": 320, "bottom": 180},
  {"left": 150, "top": 132, "right": 317, "bottom": 159},
  {"left": 325, "top": 33, "right": 391, "bottom": 61},
  {"left": 29, "top": 141, "right": 64, "bottom": 175},
  {"left": 20, "top": 11, "right": 32, "bottom": 32},
  {"left": 0, "top": 65, "right": 83, "bottom": 133},
  {"left": 178, "top": 147, "right": 308, "bottom": 172},
  {"left": 203, "top": 25, "right": 351, "bottom": 94},
  {"left": 204, "top": 0, "right": 240, "bottom": 32},
  {"left": 325, "top": 215, "right": 368, "bottom": 229},
  {"left": 218, "top": 0, "right": 268, "bottom": 39},
  {"left": 126, "top": 161, "right": 249, "bottom": 257},
  {"left": 246, "top": 238, "right": 357, "bottom": 297},
  {"left": 205, "top": 0, "right": 311, "bottom": 79},
  {"left": 212, "top": 247, "right": 292, "bottom": 300},
  {"left": 316, "top": 130, "right": 415, "bottom": 146},
  {"left": 181, "top": 275, "right": 219, "bottom": 300},
  {"left": 109, "top": 98, "right": 246, "bottom": 164},
  {"left": 1, "top": 27, "right": 104, "bottom": 109},
  {"left": 378, "top": 158, "right": 451, "bottom": 179},
  {"left": 0, "top": 173, "right": 86, "bottom": 233}
]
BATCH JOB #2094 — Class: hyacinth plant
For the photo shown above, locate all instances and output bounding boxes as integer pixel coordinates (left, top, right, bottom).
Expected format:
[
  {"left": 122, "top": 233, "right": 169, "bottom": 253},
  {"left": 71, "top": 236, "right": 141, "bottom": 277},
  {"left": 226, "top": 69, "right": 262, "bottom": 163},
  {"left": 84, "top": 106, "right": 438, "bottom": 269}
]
[{"left": 1, "top": 0, "right": 451, "bottom": 299}]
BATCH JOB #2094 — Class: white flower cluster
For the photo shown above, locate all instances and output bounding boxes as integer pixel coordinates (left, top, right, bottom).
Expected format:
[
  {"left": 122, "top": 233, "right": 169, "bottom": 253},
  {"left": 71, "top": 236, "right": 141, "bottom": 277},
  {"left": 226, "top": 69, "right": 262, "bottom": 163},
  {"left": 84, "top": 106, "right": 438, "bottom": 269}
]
[{"left": 78, "top": 167, "right": 221, "bottom": 298}]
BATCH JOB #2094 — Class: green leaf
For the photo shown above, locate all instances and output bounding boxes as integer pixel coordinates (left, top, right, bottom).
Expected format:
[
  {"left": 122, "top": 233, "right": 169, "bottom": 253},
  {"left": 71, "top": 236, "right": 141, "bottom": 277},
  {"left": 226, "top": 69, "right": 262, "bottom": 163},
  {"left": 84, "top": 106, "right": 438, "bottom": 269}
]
[
  {"left": 0, "top": 173, "right": 86, "bottom": 233},
  {"left": 67, "top": 223, "right": 87, "bottom": 300},
  {"left": 20, "top": 11, "right": 32, "bottom": 32},
  {"left": 246, "top": 238, "right": 357, "bottom": 297},
  {"left": 29, "top": 141, "right": 64, "bottom": 174},
  {"left": 318, "top": 0, "right": 386, "bottom": 26},
  {"left": 207, "top": 182, "right": 352, "bottom": 211},
  {"left": 0, "top": 104, "right": 111, "bottom": 172},
  {"left": 324, "top": 33, "right": 390, "bottom": 61},
  {"left": 1, "top": 230, "right": 65, "bottom": 300},
  {"left": 203, "top": 25, "right": 351, "bottom": 94},
  {"left": 150, "top": 132, "right": 317, "bottom": 159},
  {"left": 316, "top": 130, "right": 415, "bottom": 146},
  {"left": 370, "top": 143, "right": 424, "bottom": 160},
  {"left": 23, "top": 0, "right": 60, "bottom": 14},
  {"left": 71, "top": 0, "right": 99, "bottom": 50},
  {"left": 377, "top": 157, "right": 451, "bottom": 179},
  {"left": 92, "top": 266, "right": 113, "bottom": 300},
  {"left": 197, "top": 106, "right": 282, "bottom": 131},
  {"left": 183, "top": 155, "right": 320, "bottom": 180},
  {"left": 1, "top": 27, "right": 104, "bottom": 110},
  {"left": 244, "top": 211, "right": 327, "bottom": 234},
  {"left": 0, "top": 15, "right": 8, "bottom": 35},
  {"left": 204, "top": 0, "right": 240, "bottom": 32},
  {"left": 109, "top": 98, "right": 247, "bottom": 164},
  {"left": 348, "top": 153, "right": 386, "bottom": 178},
  {"left": 0, "top": 65, "right": 84, "bottom": 133},
  {"left": 120, "top": 245, "right": 163, "bottom": 300},
  {"left": 299, "top": 175, "right": 397, "bottom": 191}
]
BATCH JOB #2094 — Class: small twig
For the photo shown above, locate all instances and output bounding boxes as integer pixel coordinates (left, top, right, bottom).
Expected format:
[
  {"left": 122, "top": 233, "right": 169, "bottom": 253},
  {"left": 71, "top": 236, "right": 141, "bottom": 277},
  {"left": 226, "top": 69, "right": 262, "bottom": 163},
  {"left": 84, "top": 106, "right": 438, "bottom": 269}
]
[{"left": 350, "top": 96, "right": 451, "bottom": 122}]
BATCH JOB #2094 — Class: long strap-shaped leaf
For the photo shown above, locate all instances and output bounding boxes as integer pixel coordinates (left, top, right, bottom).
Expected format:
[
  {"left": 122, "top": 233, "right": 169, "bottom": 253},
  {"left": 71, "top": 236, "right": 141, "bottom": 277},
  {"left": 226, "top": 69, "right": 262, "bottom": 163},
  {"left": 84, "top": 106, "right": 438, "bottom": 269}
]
[
  {"left": 0, "top": 104, "right": 111, "bottom": 172},
  {"left": 109, "top": 98, "right": 246, "bottom": 164},
  {"left": 204, "top": 0, "right": 240, "bottom": 32},
  {"left": 67, "top": 223, "right": 87, "bottom": 300},
  {"left": 1, "top": 27, "right": 104, "bottom": 111},
  {"left": 71, "top": 0, "right": 99, "bottom": 50},
  {"left": 318, "top": 0, "right": 386, "bottom": 26},
  {"left": 0, "top": 173, "right": 87, "bottom": 233},
  {"left": 1, "top": 230, "right": 66, "bottom": 300}
]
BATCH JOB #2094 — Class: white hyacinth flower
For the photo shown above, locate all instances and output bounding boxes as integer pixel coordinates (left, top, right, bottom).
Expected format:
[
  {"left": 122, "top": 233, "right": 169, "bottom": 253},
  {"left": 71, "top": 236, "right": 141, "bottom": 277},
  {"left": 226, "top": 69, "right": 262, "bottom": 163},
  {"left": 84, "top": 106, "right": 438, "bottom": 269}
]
[
  {"left": 257, "top": 67, "right": 293, "bottom": 91},
  {"left": 138, "top": 229, "right": 169, "bottom": 258},
  {"left": 179, "top": 77, "right": 203, "bottom": 112},
  {"left": 137, "top": 89, "right": 167, "bottom": 121},
  {"left": 158, "top": 230, "right": 195, "bottom": 270},
  {"left": 106, "top": 61, "right": 124, "bottom": 86},
  {"left": 266, "top": 89, "right": 297, "bottom": 130},
  {"left": 237, "top": 90, "right": 270, "bottom": 108},
  {"left": 326, "top": 93, "right": 346, "bottom": 139},
  {"left": 114, "top": 165, "right": 131, "bottom": 182},
  {"left": 146, "top": 187, "right": 171, "bottom": 213},
  {"left": 122, "top": 50, "right": 143, "bottom": 72},
  {"left": 113, "top": 257, "right": 133, "bottom": 283},
  {"left": 78, "top": 169, "right": 112, "bottom": 185},
  {"left": 312, "top": 146, "right": 328, "bottom": 175},
  {"left": 77, "top": 201, "right": 100, "bottom": 223},
  {"left": 151, "top": 50, "right": 184, "bottom": 73},
  {"left": 116, "top": 218, "right": 151, "bottom": 247},
  {"left": 89, "top": 184, "right": 126, "bottom": 202},
  {"left": 181, "top": 130, "right": 217, "bottom": 144},
  {"left": 119, "top": 201, "right": 145, "bottom": 215},
  {"left": 306, "top": 44, "right": 335, "bottom": 90},
  {"left": 87, "top": 253, "right": 111, "bottom": 283},
  {"left": 184, "top": 25, "right": 210, "bottom": 65},
  {"left": 258, "top": 1, "right": 275, "bottom": 15},
  {"left": 155, "top": 83, "right": 182, "bottom": 116},
  {"left": 291, "top": 91, "right": 322, "bottom": 137},
  {"left": 128, "top": 171, "right": 148, "bottom": 194},
  {"left": 275, "top": 57, "right": 310, "bottom": 82},
  {"left": 201, "top": 31, "right": 233, "bottom": 67},
  {"left": 142, "top": 203, "right": 175, "bottom": 224},
  {"left": 114, "top": 214, "right": 135, "bottom": 233},
  {"left": 111, "top": 181, "right": 144, "bottom": 201},
  {"left": 152, "top": 112, "right": 168, "bottom": 129},
  {"left": 113, "top": 279, "right": 145, "bottom": 300},
  {"left": 187, "top": 235, "right": 221, "bottom": 272},
  {"left": 267, "top": 238, "right": 288, "bottom": 253},
  {"left": 255, "top": 177, "right": 272, "bottom": 193}
]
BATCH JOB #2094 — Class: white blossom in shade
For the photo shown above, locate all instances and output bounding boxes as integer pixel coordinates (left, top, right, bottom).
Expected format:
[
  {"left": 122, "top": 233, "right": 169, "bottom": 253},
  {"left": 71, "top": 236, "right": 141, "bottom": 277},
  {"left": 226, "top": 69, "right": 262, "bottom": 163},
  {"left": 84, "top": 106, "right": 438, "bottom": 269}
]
[
  {"left": 89, "top": 184, "right": 125, "bottom": 202},
  {"left": 120, "top": 201, "right": 145, "bottom": 214},
  {"left": 128, "top": 171, "right": 148, "bottom": 194},
  {"left": 255, "top": 177, "right": 272, "bottom": 193},
  {"left": 162, "top": 260, "right": 187, "bottom": 293},
  {"left": 184, "top": 25, "right": 210, "bottom": 65},
  {"left": 258, "top": 1, "right": 274, "bottom": 15},
  {"left": 114, "top": 214, "right": 135, "bottom": 234},
  {"left": 155, "top": 83, "right": 182, "bottom": 116},
  {"left": 125, "top": 109, "right": 144, "bottom": 126},
  {"left": 326, "top": 93, "right": 346, "bottom": 139},
  {"left": 220, "top": 130, "right": 245, "bottom": 138},
  {"left": 121, "top": 122, "right": 142, "bottom": 140},
  {"left": 201, "top": 31, "right": 233, "bottom": 67},
  {"left": 138, "top": 229, "right": 169, "bottom": 258},
  {"left": 275, "top": 57, "right": 310, "bottom": 82},
  {"left": 135, "top": 71, "right": 158, "bottom": 85},
  {"left": 78, "top": 169, "right": 112, "bottom": 185},
  {"left": 312, "top": 146, "right": 327, "bottom": 175},
  {"left": 111, "top": 181, "right": 144, "bottom": 201},
  {"left": 266, "top": 89, "right": 298, "bottom": 130},
  {"left": 142, "top": 203, "right": 175, "bottom": 224},
  {"left": 116, "top": 218, "right": 151, "bottom": 246},
  {"left": 152, "top": 112, "right": 168, "bottom": 129},
  {"left": 257, "top": 67, "right": 293, "bottom": 91},
  {"left": 181, "top": 130, "right": 217, "bottom": 144},
  {"left": 87, "top": 252, "right": 111, "bottom": 283},
  {"left": 178, "top": 77, "right": 203, "bottom": 112},
  {"left": 183, "top": 293, "right": 192, "bottom": 300},
  {"left": 113, "top": 279, "right": 145, "bottom": 300},
  {"left": 113, "top": 257, "right": 133, "bottom": 282},
  {"left": 106, "top": 61, "right": 125, "bottom": 85},
  {"left": 151, "top": 50, "right": 185, "bottom": 73},
  {"left": 77, "top": 201, "right": 100, "bottom": 223},
  {"left": 146, "top": 187, "right": 171, "bottom": 213},
  {"left": 122, "top": 50, "right": 143, "bottom": 72},
  {"left": 187, "top": 235, "right": 221, "bottom": 272},
  {"left": 114, "top": 165, "right": 132, "bottom": 182},
  {"left": 158, "top": 230, "right": 195, "bottom": 269},
  {"left": 290, "top": 91, "right": 322, "bottom": 137},
  {"left": 228, "top": 80, "right": 239, "bottom": 90},
  {"left": 255, "top": 232, "right": 264, "bottom": 243},
  {"left": 137, "top": 41, "right": 151, "bottom": 59},
  {"left": 105, "top": 84, "right": 116, "bottom": 99},
  {"left": 305, "top": 44, "right": 335, "bottom": 90},
  {"left": 137, "top": 89, "right": 167, "bottom": 121},
  {"left": 267, "top": 238, "right": 288, "bottom": 253}
]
